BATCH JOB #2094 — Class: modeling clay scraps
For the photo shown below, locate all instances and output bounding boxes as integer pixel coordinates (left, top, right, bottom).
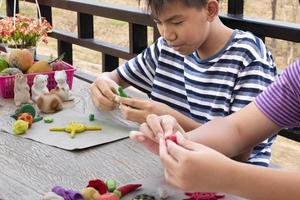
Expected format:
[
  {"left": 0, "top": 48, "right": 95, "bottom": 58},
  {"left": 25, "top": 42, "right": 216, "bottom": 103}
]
[
  {"left": 133, "top": 194, "right": 156, "bottom": 200},
  {"left": 52, "top": 186, "right": 83, "bottom": 200},
  {"left": 80, "top": 187, "right": 101, "bottom": 200},
  {"left": 87, "top": 179, "right": 108, "bottom": 194},
  {"left": 113, "top": 184, "right": 142, "bottom": 198},
  {"left": 184, "top": 192, "right": 225, "bottom": 200}
]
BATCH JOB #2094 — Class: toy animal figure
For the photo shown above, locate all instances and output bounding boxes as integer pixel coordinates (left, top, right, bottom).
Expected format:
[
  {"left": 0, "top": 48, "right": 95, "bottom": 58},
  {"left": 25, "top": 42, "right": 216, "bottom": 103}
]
[
  {"left": 31, "top": 74, "right": 49, "bottom": 102},
  {"left": 50, "top": 87, "right": 70, "bottom": 102},
  {"left": 14, "top": 73, "right": 32, "bottom": 106},
  {"left": 36, "top": 93, "right": 63, "bottom": 114},
  {"left": 54, "top": 70, "right": 73, "bottom": 100}
]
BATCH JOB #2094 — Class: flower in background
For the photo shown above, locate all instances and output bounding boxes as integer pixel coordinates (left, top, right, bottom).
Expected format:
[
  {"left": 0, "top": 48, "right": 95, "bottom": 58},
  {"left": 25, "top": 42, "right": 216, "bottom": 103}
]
[{"left": 0, "top": 14, "right": 52, "bottom": 48}]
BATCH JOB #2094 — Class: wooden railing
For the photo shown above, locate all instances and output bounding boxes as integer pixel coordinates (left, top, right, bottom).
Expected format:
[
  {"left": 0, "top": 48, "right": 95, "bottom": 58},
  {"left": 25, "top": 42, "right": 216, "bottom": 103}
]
[
  {"left": 2, "top": 0, "right": 300, "bottom": 141},
  {"left": 4, "top": 0, "right": 299, "bottom": 71}
]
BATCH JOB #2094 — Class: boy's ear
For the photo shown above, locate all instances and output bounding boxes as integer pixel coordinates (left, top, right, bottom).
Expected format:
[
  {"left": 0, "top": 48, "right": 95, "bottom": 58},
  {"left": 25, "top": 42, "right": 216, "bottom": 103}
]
[{"left": 207, "top": 0, "right": 219, "bottom": 21}]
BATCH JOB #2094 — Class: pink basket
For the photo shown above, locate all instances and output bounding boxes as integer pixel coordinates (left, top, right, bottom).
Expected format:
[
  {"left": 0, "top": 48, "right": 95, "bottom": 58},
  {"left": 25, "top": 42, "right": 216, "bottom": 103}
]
[{"left": 0, "top": 61, "right": 76, "bottom": 98}]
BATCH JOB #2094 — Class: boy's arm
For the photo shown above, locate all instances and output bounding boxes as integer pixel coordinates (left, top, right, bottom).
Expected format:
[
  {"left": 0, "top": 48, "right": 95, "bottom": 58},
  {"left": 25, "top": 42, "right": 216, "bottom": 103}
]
[
  {"left": 186, "top": 102, "right": 281, "bottom": 157},
  {"left": 228, "top": 161, "right": 300, "bottom": 200}
]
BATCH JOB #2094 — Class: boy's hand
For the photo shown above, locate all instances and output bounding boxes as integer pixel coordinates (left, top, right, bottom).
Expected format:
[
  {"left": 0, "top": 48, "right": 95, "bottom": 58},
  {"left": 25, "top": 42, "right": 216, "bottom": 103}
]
[
  {"left": 159, "top": 132, "right": 235, "bottom": 192},
  {"left": 129, "top": 114, "right": 184, "bottom": 155},
  {"left": 117, "top": 97, "right": 171, "bottom": 124},
  {"left": 90, "top": 76, "right": 119, "bottom": 111}
]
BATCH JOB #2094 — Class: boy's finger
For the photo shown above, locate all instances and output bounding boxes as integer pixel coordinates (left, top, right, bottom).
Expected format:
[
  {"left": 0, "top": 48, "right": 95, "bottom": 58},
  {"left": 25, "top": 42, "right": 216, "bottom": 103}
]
[
  {"left": 120, "top": 105, "right": 146, "bottom": 123},
  {"left": 90, "top": 89, "right": 117, "bottom": 110},
  {"left": 101, "top": 85, "right": 117, "bottom": 102},
  {"left": 118, "top": 97, "right": 145, "bottom": 109}
]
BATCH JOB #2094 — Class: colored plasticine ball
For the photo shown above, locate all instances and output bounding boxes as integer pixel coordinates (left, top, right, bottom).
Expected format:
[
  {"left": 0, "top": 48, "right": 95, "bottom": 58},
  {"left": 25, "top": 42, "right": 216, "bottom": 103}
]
[
  {"left": 8, "top": 49, "right": 34, "bottom": 72},
  {"left": 17, "top": 113, "right": 33, "bottom": 127},
  {"left": 12, "top": 120, "right": 29, "bottom": 135},
  {"left": 80, "top": 187, "right": 100, "bottom": 200}
]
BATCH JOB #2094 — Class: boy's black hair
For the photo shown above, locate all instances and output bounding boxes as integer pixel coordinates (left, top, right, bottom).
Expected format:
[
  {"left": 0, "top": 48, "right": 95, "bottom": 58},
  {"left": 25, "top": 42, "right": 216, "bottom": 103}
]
[{"left": 139, "top": 0, "right": 219, "bottom": 16}]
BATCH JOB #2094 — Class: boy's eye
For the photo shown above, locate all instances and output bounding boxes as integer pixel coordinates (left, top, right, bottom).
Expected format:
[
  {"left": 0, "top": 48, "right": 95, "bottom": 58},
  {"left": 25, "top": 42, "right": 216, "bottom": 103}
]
[
  {"left": 172, "top": 21, "right": 183, "bottom": 25},
  {"left": 153, "top": 19, "right": 161, "bottom": 25}
]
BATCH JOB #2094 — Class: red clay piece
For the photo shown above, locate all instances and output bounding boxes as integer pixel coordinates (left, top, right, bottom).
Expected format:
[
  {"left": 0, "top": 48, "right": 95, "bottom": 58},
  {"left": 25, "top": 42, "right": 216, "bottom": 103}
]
[
  {"left": 87, "top": 179, "right": 108, "bottom": 194},
  {"left": 113, "top": 184, "right": 142, "bottom": 198},
  {"left": 184, "top": 192, "right": 225, "bottom": 200},
  {"left": 165, "top": 133, "right": 178, "bottom": 144}
]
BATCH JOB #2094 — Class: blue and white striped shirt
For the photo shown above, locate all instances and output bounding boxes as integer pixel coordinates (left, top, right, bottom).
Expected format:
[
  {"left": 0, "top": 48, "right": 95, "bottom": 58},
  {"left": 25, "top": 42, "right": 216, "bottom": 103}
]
[{"left": 118, "top": 29, "right": 277, "bottom": 166}]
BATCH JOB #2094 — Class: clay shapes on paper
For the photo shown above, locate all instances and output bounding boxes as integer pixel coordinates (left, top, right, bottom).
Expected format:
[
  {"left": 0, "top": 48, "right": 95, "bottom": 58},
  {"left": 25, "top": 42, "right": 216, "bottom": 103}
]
[
  {"left": 54, "top": 70, "right": 73, "bottom": 101},
  {"left": 36, "top": 93, "right": 63, "bottom": 114},
  {"left": 14, "top": 74, "right": 32, "bottom": 106},
  {"left": 31, "top": 74, "right": 49, "bottom": 102}
]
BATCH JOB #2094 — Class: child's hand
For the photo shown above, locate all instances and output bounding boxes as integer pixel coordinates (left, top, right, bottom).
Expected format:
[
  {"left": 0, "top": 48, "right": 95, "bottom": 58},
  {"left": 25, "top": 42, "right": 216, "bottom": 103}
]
[
  {"left": 129, "top": 114, "right": 184, "bottom": 155},
  {"left": 159, "top": 132, "right": 236, "bottom": 192},
  {"left": 90, "top": 76, "right": 119, "bottom": 111}
]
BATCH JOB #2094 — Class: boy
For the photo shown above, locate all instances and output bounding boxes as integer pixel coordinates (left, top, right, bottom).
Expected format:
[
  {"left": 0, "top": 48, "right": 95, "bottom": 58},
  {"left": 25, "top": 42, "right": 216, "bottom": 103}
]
[
  {"left": 130, "top": 59, "right": 300, "bottom": 200},
  {"left": 90, "top": 0, "right": 276, "bottom": 166}
]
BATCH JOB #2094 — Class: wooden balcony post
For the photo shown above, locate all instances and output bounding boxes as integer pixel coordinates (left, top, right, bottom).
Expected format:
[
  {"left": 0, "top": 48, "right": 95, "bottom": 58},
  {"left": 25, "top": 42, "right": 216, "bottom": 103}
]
[
  {"left": 102, "top": 53, "right": 119, "bottom": 72},
  {"left": 228, "top": 0, "right": 244, "bottom": 17},
  {"left": 129, "top": 23, "right": 148, "bottom": 55},
  {"left": 58, "top": 40, "right": 73, "bottom": 65},
  {"left": 6, "top": 0, "right": 19, "bottom": 17},
  {"left": 78, "top": 13, "right": 94, "bottom": 39},
  {"left": 40, "top": 5, "right": 52, "bottom": 25}
]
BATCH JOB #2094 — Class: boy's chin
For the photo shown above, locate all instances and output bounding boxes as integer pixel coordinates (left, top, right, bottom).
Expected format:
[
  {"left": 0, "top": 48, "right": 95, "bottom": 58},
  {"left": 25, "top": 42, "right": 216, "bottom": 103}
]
[{"left": 176, "top": 49, "right": 193, "bottom": 56}]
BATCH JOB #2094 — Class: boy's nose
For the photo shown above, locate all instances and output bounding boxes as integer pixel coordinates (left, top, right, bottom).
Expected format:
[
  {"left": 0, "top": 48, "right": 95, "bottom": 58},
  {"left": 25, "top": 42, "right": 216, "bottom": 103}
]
[{"left": 162, "top": 28, "right": 176, "bottom": 42}]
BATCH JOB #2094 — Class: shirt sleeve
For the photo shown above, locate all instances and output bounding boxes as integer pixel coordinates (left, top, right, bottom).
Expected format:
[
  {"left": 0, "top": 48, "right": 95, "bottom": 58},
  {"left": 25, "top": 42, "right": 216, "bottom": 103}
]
[
  {"left": 229, "top": 59, "right": 277, "bottom": 114},
  {"left": 255, "top": 59, "right": 300, "bottom": 128},
  {"left": 117, "top": 38, "right": 162, "bottom": 94}
]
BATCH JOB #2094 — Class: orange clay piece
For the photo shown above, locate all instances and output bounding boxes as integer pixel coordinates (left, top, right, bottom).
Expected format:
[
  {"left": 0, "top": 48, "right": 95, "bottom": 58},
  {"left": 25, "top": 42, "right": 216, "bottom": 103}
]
[
  {"left": 49, "top": 122, "right": 102, "bottom": 138},
  {"left": 17, "top": 113, "right": 33, "bottom": 128}
]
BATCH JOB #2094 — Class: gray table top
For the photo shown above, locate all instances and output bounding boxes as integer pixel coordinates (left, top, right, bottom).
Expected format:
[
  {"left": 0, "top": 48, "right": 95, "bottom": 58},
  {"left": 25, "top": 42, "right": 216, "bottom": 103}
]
[{"left": 0, "top": 77, "right": 243, "bottom": 200}]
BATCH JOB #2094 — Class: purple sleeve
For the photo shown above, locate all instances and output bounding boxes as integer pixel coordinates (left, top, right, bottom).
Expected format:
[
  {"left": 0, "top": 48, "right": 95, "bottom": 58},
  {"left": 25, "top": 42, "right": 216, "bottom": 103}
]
[{"left": 255, "top": 59, "right": 300, "bottom": 128}]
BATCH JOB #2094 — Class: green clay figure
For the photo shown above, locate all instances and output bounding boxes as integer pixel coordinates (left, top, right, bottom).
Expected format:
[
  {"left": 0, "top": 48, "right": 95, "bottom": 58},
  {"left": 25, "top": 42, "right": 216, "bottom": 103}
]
[
  {"left": 116, "top": 86, "right": 128, "bottom": 98},
  {"left": 11, "top": 104, "right": 36, "bottom": 119},
  {"left": 89, "top": 114, "right": 95, "bottom": 121}
]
